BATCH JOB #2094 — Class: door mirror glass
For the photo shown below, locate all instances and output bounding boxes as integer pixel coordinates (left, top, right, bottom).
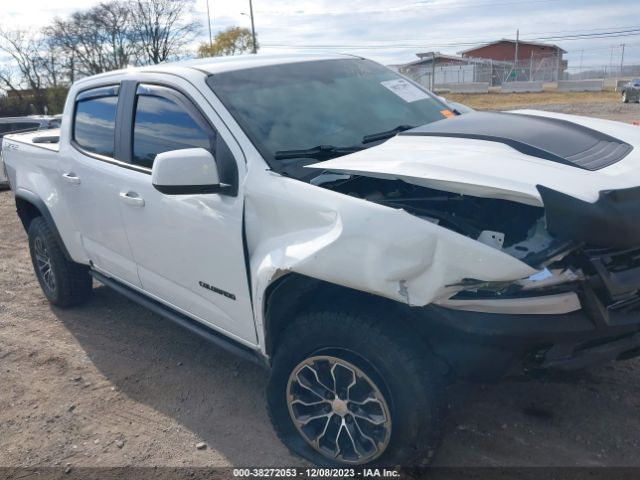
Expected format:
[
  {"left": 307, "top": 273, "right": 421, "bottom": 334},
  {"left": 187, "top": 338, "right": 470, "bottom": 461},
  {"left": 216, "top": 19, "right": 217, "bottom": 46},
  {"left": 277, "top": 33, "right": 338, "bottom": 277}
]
[{"left": 151, "top": 148, "right": 230, "bottom": 195}]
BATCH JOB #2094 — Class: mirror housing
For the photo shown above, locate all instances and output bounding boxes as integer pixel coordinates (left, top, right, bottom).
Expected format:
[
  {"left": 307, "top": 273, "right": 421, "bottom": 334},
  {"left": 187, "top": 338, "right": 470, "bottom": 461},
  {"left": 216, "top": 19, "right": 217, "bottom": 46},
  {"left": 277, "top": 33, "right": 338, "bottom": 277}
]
[{"left": 151, "top": 148, "right": 232, "bottom": 195}]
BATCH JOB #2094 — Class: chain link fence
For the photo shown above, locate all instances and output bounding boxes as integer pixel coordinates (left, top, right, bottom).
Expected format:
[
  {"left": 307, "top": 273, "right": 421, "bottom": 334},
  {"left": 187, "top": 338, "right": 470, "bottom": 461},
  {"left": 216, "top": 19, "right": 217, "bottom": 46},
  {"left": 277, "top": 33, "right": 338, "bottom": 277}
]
[{"left": 400, "top": 50, "right": 640, "bottom": 89}]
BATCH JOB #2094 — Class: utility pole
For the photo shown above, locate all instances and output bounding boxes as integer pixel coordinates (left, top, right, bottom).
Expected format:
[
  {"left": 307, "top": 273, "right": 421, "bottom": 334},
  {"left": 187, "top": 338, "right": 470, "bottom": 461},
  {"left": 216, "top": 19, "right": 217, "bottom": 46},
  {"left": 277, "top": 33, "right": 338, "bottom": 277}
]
[
  {"left": 620, "top": 43, "right": 626, "bottom": 77},
  {"left": 431, "top": 52, "right": 436, "bottom": 90},
  {"left": 529, "top": 51, "right": 534, "bottom": 81},
  {"left": 579, "top": 50, "right": 583, "bottom": 79},
  {"left": 249, "top": 0, "right": 257, "bottom": 54},
  {"left": 514, "top": 29, "right": 519, "bottom": 80},
  {"left": 205, "top": 0, "right": 213, "bottom": 47},
  {"left": 609, "top": 46, "right": 615, "bottom": 76}
]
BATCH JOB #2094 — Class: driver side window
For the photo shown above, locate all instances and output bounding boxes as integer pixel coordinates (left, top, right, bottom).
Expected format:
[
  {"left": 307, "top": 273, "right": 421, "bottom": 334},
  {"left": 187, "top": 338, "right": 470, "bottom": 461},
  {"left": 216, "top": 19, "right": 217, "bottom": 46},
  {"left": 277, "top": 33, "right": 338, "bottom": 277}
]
[{"left": 132, "top": 88, "right": 213, "bottom": 169}]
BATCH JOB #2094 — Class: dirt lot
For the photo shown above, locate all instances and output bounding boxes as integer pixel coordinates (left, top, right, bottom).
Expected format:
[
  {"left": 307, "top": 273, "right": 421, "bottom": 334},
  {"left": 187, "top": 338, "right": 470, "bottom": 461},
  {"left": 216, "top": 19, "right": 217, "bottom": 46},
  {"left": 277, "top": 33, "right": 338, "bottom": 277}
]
[
  {"left": 448, "top": 91, "right": 640, "bottom": 123},
  {"left": 1, "top": 96, "right": 640, "bottom": 472}
]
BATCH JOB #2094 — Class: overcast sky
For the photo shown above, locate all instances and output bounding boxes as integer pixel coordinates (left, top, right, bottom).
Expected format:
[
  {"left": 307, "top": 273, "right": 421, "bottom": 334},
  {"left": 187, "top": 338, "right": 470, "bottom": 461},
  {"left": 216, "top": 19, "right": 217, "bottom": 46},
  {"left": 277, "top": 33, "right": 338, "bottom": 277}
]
[{"left": 1, "top": 0, "right": 639, "bottom": 69}]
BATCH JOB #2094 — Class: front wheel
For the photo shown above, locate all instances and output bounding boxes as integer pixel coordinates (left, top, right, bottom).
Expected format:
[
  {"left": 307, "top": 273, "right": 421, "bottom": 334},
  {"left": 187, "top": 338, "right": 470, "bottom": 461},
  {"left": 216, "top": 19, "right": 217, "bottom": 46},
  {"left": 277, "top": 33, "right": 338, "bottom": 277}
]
[
  {"left": 267, "top": 310, "right": 445, "bottom": 467},
  {"left": 622, "top": 91, "right": 629, "bottom": 103}
]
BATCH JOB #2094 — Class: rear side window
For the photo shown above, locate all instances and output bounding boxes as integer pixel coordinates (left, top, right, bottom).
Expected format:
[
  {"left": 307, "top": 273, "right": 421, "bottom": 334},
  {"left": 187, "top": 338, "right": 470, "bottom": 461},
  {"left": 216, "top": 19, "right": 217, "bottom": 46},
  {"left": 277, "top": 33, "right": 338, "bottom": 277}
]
[
  {"left": 0, "top": 122, "right": 40, "bottom": 135},
  {"left": 132, "top": 90, "right": 212, "bottom": 169},
  {"left": 10, "top": 122, "right": 40, "bottom": 132},
  {"left": 73, "top": 87, "right": 118, "bottom": 158}
]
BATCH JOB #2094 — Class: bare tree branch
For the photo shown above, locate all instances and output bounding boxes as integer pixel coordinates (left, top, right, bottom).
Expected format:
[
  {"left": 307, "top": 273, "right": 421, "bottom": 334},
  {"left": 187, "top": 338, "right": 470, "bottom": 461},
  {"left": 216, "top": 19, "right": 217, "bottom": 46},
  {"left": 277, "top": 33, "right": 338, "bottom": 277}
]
[{"left": 130, "top": 0, "right": 201, "bottom": 64}]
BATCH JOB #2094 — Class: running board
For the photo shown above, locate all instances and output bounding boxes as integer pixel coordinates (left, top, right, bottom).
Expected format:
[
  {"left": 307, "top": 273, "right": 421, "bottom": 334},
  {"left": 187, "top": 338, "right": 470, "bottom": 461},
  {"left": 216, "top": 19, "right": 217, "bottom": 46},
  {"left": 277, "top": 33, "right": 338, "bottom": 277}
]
[{"left": 90, "top": 270, "right": 268, "bottom": 368}]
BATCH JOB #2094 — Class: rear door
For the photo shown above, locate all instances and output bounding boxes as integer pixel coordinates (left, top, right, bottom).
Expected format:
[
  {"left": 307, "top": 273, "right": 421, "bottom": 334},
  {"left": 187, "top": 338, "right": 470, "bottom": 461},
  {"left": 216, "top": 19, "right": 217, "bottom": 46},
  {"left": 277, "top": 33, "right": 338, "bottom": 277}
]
[
  {"left": 115, "top": 80, "right": 256, "bottom": 344},
  {"left": 62, "top": 84, "right": 142, "bottom": 287}
]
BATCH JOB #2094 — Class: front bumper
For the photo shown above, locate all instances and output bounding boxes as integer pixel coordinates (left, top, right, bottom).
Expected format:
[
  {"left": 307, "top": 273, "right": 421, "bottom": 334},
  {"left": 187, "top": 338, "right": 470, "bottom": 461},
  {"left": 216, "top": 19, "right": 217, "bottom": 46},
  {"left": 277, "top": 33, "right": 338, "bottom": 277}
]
[
  {"left": 425, "top": 240, "right": 640, "bottom": 376},
  {"left": 421, "top": 299, "right": 640, "bottom": 379},
  {"left": 419, "top": 247, "right": 640, "bottom": 378}
]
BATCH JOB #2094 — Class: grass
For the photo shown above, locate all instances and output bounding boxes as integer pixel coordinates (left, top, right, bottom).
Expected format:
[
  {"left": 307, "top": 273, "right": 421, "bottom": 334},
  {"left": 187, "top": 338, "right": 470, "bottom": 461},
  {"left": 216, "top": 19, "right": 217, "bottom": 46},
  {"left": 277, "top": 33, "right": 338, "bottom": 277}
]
[{"left": 446, "top": 90, "right": 619, "bottom": 110}]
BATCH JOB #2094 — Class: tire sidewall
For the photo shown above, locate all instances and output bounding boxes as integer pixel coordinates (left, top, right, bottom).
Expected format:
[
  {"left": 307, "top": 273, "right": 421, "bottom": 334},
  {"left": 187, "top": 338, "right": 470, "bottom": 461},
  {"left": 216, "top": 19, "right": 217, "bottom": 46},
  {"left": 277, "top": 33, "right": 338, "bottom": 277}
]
[
  {"left": 28, "top": 219, "right": 60, "bottom": 304},
  {"left": 268, "top": 312, "right": 441, "bottom": 467}
]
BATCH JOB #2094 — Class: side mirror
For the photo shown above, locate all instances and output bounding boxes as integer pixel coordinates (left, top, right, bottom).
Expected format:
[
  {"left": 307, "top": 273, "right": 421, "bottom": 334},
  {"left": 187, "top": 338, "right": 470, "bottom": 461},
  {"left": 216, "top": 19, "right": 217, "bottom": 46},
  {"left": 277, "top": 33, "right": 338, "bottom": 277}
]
[{"left": 151, "top": 148, "right": 231, "bottom": 195}]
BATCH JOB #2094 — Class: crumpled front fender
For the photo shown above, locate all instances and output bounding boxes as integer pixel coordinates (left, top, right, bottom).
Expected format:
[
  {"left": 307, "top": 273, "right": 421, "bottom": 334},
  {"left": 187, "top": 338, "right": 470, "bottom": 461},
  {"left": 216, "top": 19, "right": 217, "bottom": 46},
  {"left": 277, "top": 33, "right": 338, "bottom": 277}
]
[{"left": 245, "top": 171, "right": 538, "bottom": 347}]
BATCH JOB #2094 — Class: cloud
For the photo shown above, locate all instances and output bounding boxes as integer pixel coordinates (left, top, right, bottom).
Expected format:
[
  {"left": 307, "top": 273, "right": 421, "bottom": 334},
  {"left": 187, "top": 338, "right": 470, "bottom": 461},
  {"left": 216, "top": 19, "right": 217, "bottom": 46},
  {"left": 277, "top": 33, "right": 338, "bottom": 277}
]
[{"left": 1, "top": 0, "right": 638, "bottom": 67}]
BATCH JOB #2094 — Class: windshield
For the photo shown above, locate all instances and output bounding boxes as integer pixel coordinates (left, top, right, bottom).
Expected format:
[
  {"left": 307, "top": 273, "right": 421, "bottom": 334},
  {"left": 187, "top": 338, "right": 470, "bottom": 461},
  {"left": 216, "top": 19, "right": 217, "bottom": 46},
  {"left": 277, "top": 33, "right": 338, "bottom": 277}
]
[{"left": 207, "top": 58, "right": 451, "bottom": 179}]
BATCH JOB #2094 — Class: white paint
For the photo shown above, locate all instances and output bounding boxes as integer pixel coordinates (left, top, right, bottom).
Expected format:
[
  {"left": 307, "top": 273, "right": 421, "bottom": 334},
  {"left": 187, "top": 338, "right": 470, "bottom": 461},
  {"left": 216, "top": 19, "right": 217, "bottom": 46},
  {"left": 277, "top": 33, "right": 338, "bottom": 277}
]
[{"left": 152, "top": 148, "right": 220, "bottom": 188}]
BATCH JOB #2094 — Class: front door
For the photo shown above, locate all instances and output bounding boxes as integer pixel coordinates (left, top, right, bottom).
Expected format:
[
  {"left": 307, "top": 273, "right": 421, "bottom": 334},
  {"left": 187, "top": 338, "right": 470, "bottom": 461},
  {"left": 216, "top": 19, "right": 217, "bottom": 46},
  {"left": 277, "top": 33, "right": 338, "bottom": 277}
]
[{"left": 116, "top": 82, "right": 256, "bottom": 344}]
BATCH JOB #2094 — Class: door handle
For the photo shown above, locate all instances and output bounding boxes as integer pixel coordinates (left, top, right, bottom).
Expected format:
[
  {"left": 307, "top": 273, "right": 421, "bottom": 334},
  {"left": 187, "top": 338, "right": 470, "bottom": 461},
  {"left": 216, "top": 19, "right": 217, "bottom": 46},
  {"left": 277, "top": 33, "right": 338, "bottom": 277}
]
[
  {"left": 62, "top": 172, "right": 81, "bottom": 185},
  {"left": 119, "top": 191, "right": 145, "bottom": 207}
]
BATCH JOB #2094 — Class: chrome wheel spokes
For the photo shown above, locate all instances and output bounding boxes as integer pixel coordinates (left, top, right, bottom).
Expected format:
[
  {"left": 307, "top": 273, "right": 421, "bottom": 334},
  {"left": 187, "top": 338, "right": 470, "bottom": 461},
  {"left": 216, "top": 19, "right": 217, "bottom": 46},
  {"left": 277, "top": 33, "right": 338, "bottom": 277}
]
[
  {"left": 34, "top": 237, "right": 56, "bottom": 293},
  {"left": 287, "top": 355, "right": 391, "bottom": 464}
]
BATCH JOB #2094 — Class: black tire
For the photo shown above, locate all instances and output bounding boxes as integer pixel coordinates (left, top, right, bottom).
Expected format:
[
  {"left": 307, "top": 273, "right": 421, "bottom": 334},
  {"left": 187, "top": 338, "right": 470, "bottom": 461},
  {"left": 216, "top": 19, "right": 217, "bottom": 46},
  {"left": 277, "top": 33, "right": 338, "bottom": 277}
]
[
  {"left": 267, "top": 310, "right": 445, "bottom": 467},
  {"left": 28, "top": 216, "right": 92, "bottom": 308},
  {"left": 622, "top": 91, "right": 629, "bottom": 103}
]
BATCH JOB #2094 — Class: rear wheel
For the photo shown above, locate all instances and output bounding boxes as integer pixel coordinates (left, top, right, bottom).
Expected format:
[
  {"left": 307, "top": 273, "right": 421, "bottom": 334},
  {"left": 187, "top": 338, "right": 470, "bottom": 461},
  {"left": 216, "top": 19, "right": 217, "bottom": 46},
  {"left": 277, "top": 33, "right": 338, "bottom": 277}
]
[
  {"left": 28, "top": 217, "right": 92, "bottom": 307},
  {"left": 622, "top": 91, "right": 629, "bottom": 103},
  {"left": 267, "top": 310, "right": 445, "bottom": 467}
]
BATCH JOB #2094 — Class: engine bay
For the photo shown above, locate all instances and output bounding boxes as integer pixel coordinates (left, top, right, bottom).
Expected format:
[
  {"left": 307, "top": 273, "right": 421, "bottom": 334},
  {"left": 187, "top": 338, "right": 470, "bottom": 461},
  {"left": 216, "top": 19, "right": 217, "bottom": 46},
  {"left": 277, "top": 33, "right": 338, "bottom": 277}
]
[{"left": 319, "top": 175, "right": 546, "bottom": 253}]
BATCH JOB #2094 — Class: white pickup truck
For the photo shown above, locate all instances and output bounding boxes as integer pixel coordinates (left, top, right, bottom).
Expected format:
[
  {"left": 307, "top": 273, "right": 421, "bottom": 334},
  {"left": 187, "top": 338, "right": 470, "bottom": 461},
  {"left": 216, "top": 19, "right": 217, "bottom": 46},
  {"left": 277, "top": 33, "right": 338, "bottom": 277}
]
[{"left": 3, "top": 54, "right": 640, "bottom": 467}]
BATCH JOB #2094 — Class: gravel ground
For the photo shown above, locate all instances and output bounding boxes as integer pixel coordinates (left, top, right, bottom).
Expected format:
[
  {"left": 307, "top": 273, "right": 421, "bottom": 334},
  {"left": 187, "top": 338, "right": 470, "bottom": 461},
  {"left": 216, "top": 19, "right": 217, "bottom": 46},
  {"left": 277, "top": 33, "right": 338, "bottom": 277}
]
[
  {"left": 513, "top": 101, "right": 640, "bottom": 123},
  {"left": 1, "top": 101, "right": 640, "bottom": 472}
]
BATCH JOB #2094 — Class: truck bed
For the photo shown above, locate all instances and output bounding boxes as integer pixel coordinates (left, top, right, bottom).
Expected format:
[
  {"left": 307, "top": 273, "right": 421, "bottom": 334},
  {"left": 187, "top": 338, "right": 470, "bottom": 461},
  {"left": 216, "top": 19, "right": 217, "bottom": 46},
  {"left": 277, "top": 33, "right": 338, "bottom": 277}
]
[{"left": 4, "top": 128, "right": 61, "bottom": 153}]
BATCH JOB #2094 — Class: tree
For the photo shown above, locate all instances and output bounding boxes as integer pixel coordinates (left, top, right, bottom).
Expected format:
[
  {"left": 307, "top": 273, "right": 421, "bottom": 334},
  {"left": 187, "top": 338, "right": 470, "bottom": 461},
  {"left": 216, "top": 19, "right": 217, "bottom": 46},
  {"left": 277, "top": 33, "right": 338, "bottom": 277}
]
[
  {"left": 131, "top": 0, "right": 201, "bottom": 64},
  {"left": 198, "top": 27, "right": 258, "bottom": 57},
  {"left": 0, "top": 28, "right": 54, "bottom": 112},
  {"left": 47, "top": 1, "right": 137, "bottom": 77}
]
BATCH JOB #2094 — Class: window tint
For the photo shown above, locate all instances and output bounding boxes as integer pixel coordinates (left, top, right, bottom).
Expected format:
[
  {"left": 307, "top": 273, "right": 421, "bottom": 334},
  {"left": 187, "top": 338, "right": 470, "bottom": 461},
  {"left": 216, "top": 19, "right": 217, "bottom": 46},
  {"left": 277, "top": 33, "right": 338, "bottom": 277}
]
[
  {"left": 0, "top": 123, "right": 14, "bottom": 135},
  {"left": 74, "top": 94, "right": 118, "bottom": 157},
  {"left": 132, "top": 93, "right": 212, "bottom": 169},
  {"left": 11, "top": 122, "right": 41, "bottom": 132},
  {"left": 0, "top": 122, "right": 40, "bottom": 134}
]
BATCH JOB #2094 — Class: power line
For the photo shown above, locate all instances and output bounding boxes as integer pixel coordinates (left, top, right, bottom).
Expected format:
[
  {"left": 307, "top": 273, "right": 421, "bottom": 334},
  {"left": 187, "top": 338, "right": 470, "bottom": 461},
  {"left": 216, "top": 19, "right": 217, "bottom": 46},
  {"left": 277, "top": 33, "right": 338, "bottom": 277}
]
[
  {"left": 257, "top": 0, "right": 586, "bottom": 15},
  {"left": 262, "top": 28, "right": 640, "bottom": 50}
]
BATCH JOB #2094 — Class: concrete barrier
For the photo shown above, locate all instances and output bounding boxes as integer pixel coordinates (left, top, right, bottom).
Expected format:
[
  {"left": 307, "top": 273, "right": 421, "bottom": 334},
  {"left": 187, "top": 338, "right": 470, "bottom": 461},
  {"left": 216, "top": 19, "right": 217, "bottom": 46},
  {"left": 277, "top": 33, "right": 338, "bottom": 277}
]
[
  {"left": 435, "top": 82, "right": 490, "bottom": 94},
  {"left": 501, "top": 81, "right": 544, "bottom": 93},
  {"left": 557, "top": 80, "right": 604, "bottom": 92}
]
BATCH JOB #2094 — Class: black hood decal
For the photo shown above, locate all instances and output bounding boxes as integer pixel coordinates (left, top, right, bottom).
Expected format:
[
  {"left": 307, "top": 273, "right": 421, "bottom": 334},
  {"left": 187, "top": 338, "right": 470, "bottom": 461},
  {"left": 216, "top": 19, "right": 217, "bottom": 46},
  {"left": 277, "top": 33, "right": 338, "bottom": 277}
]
[{"left": 401, "top": 112, "right": 632, "bottom": 171}]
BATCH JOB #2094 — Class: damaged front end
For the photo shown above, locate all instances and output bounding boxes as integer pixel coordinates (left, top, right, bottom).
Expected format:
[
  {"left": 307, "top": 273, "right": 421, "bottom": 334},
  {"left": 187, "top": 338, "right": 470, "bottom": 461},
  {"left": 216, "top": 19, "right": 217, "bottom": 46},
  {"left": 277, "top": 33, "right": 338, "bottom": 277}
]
[
  {"left": 306, "top": 110, "right": 640, "bottom": 324},
  {"left": 309, "top": 172, "right": 640, "bottom": 374},
  {"left": 313, "top": 174, "right": 585, "bottom": 312},
  {"left": 299, "top": 112, "right": 640, "bottom": 374}
]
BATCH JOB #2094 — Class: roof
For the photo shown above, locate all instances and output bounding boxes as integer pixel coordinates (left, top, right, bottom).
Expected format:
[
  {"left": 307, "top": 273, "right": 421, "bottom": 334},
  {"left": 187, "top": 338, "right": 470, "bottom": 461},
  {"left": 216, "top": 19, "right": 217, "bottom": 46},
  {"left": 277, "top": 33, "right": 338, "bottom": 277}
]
[
  {"left": 415, "top": 52, "right": 467, "bottom": 62},
  {"left": 75, "top": 53, "right": 354, "bottom": 85},
  {"left": 401, "top": 52, "right": 510, "bottom": 68},
  {"left": 459, "top": 39, "right": 567, "bottom": 55}
]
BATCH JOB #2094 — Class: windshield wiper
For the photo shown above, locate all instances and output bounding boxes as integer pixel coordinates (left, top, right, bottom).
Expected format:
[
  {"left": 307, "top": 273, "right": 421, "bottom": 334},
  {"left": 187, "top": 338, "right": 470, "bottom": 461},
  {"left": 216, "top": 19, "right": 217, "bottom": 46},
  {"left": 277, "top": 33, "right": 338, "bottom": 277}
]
[
  {"left": 274, "top": 144, "right": 364, "bottom": 161},
  {"left": 362, "top": 124, "right": 416, "bottom": 144}
]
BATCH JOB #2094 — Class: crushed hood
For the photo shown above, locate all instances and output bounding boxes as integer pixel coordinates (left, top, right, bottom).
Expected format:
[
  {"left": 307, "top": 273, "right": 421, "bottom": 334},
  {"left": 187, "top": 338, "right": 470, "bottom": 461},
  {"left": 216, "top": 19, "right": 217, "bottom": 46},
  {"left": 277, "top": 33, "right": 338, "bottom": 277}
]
[{"left": 306, "top": 110, "right": 640, "bottom": 207}]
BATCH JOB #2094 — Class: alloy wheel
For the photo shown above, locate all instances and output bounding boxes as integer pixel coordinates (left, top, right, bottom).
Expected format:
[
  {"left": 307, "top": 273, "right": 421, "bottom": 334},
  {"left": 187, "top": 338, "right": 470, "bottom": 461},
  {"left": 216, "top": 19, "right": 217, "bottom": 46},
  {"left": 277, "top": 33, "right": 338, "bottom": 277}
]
[
  {"left": 34, "top": 236, "right": 56, "bottom": 293},
  {"left": 286, "top": 355, "right": 392, "bottom": 464}
]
